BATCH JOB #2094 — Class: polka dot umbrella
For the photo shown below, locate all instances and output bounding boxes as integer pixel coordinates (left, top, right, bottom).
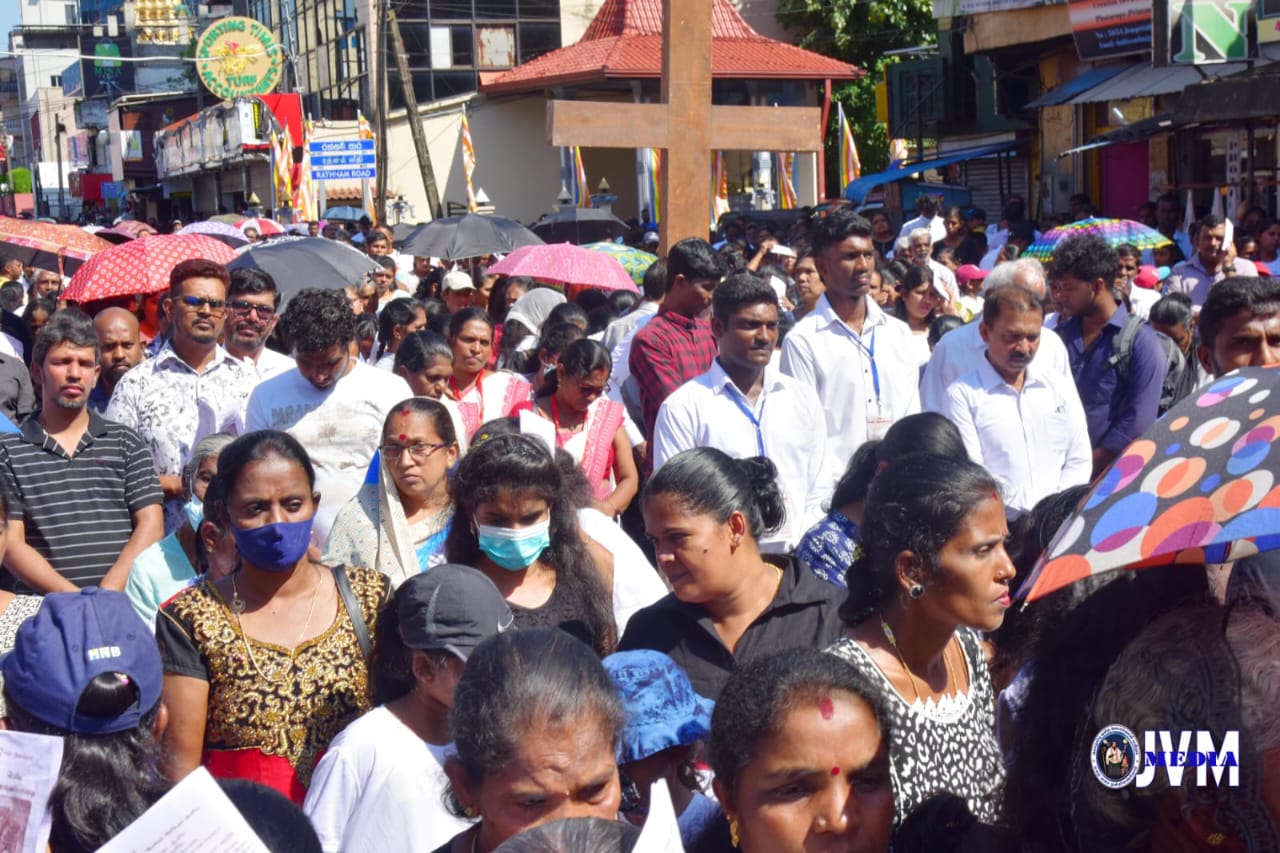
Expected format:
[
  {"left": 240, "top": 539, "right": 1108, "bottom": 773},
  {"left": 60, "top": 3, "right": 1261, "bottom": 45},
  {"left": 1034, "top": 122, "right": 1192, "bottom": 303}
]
[
  {"left": 0, "top": 216, "right": 114, "bottom": 273},
  {"left": 1025, "top": 217, "right": 1172, "bottom": 261},
  {"left": 1019, "top": 364, "right": 1280, "bottom": 602},
  {"left": 61, "top": 233, "right": 238, "bottom": 303}
]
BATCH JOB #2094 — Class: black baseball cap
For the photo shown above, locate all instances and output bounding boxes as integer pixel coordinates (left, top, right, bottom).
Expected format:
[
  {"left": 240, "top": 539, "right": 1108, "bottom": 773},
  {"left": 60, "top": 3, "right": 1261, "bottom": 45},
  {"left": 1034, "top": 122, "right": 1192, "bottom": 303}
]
[{"left": 396, "top": 564, "right": 514, "bottom": 660}]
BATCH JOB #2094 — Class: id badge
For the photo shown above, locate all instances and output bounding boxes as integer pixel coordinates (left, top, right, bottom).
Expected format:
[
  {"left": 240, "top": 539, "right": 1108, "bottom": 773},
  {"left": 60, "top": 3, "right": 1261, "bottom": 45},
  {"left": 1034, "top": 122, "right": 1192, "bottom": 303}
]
[{"left": 867, "top": 416, "right": 892, "bottom": 441}]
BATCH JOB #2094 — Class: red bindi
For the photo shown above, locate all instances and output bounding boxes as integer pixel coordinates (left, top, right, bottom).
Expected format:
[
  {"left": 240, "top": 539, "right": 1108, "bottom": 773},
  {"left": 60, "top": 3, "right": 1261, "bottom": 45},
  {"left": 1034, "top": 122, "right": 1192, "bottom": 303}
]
[
  {"left": 819, "top": 697, "right": 834, "bottom": 720},
  {"left": 831, "top": 766, "right": 841, "bottom": 776},
  {"left": 399, "top": 407, "right": 410, "bottom": 416},
  {"left": 398, "top": 433, "right": 408, "bottom": 441}
]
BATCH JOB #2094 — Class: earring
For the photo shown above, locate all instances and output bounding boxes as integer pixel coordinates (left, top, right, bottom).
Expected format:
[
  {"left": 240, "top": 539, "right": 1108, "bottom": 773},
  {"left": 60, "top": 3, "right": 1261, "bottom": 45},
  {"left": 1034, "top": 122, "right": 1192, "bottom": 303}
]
[
  {"left": 728, "top": 817, "right": 740, "bottom": 848},
  {"left": 464, "top": 807, "right": 476, "bottom": 819},
  {"left": 908, "top": 583, "right": 925, "bottom": 599}
]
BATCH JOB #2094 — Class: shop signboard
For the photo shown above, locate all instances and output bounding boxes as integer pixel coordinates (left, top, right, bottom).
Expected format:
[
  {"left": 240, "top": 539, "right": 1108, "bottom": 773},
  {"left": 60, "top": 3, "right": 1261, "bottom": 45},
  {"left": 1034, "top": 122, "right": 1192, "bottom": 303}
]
[
  {"left": 1261, "top": 0, "right": 1280, "bottom": 44},
  {"left": 1068, "top": 0, "right": 1153, "bottom": 59},
  {"left": 195, "top": 16, "right": 283, "bottom": 99},
  {"left": 1160, "top": 0, "right": 1253, "bottom": 64}
]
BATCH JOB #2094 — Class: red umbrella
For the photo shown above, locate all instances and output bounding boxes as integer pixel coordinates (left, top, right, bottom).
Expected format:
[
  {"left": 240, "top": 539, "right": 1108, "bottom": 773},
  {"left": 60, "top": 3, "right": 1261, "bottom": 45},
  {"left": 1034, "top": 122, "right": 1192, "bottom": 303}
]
[
  {"left": 486, "top": 242, "right": 638, "bottom": 293},
  {"left": 0, "top": 216, "right": 113, "bottom": 273},
  {"left": 239, "top": 217, "right": 285, "bottom": 237},
  {"left": 61, "top": 234, "right": 238, "bottom": 302}
]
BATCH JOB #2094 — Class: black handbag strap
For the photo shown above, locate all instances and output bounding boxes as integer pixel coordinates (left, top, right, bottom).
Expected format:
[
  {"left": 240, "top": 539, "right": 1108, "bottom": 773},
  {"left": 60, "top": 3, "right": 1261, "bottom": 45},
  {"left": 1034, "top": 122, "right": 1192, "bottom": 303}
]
[{"left": 333, "top": 564, "right": 372, "bottom": 659}]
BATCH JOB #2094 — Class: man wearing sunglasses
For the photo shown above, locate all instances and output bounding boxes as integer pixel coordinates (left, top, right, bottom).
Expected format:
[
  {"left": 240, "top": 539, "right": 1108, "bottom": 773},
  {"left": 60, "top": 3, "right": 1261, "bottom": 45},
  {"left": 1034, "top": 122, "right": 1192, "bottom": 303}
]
[
  {"left": 225, "top": 268, "right": 295, "bottom": 380},
  {"left": 105, "top": 259, "right": 257, "bottom": 534}
]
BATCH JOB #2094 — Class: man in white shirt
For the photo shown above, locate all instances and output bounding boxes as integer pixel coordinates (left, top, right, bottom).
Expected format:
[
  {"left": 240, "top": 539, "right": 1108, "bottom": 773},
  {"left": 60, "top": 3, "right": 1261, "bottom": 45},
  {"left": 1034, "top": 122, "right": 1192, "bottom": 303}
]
[
  {"left": 897, "top": 194, "right": 945, "bottom": 244},
  {"left": 906, "top": 227, "right": 959, "bottom": 305},
  {"left": 653, "top": 271, "right": 833, "bottom": 552},
  {"left": 934, "top": 284, "right": 1091, "bottom": 517},
  {"left": 920, "top": 257, "right": 1074, "bottom": 412},
  {"left": 242, "top": 288, "right": 414, "bottom": 540},
  {"left": 225, "top": 268, "right": 295, "bottom": 380},
  {"left": 780, "top": 208, "right": 921, "bottom": 471}
]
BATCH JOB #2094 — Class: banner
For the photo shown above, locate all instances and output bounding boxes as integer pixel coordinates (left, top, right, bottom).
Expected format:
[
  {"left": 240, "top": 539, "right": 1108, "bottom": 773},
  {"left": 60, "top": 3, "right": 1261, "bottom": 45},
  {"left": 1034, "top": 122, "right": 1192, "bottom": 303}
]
[
  {"left": 1069, "top": 0, "right": 1153, "bottom": 59},
  {"left": 711, "top": 151, "right": 730, "bottom": 228},
  {"left": 81, "top": 36, "right": 135, "bottom": 99},
  {"left": 572, "top": 146, "right": 590, "bottom": 209},
  {"left": 461, "top": 111, "right": 477, "bottom": 212},
  {"left": 837, "top": 103, "right": 861, "bottom": 188},
  {"left": 777, "top": 153, "right": 798, "bottom": 210}
]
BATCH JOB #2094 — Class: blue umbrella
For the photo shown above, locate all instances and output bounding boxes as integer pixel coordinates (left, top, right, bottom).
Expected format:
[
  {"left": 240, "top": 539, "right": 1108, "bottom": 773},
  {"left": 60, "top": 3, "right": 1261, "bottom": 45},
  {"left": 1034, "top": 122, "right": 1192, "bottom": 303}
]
[{"left": 322, "top": 206, "right": 370, "bottom": 222}]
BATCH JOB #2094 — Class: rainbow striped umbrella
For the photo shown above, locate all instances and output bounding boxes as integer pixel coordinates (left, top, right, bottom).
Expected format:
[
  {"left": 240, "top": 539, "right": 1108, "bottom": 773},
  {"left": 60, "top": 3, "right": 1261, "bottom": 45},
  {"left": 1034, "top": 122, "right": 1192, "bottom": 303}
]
[{"left": 1026, "top": 217, "right": 1171, "bottom": 261}]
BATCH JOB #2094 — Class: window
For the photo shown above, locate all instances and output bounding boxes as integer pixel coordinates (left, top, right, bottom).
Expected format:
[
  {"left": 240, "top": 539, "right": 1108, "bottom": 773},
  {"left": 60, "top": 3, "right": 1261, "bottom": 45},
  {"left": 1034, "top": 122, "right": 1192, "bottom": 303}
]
[{"left": 51, "top": 75, "right": 63, "bottom": 87}]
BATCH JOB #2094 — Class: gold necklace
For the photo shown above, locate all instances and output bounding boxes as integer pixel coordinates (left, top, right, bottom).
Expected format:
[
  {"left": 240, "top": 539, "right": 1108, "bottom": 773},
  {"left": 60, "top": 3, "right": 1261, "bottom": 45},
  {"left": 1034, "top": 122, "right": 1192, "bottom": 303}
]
[
  {"left": 879, "top": 615, "right": 958, "bottom": 704},
  {"left": 229, "top": 568, "right": 324, "bottom": 684}
]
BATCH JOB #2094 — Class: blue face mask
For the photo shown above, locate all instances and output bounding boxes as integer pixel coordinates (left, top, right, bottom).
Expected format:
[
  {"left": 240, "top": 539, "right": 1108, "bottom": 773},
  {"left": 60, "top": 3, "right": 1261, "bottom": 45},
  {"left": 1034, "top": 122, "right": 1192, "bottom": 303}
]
[
  {"left": 229, "top": 518, "right": 314, "bottom": 573},
  {"left": 475, "top": 517, "right": 551, "bottom": 571},
  {"left": 184, "top": 496, "right": 204, "bottom": 530}
]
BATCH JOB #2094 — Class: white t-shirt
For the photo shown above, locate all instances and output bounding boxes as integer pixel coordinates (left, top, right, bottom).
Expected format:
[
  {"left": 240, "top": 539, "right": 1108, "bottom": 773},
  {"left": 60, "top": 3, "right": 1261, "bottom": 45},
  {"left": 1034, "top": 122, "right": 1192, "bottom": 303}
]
[
  {"left": 241, "top": 346, "right": 296, "bottom": 382},
  {"left": 577, "top": 507, "right": 666, "bottom": 635},
  {"left": 304, "top": 705, "right": 468, "bottom": 853},
  {"left": 242, "top": 361, "right": 414, "bottom": 539}
]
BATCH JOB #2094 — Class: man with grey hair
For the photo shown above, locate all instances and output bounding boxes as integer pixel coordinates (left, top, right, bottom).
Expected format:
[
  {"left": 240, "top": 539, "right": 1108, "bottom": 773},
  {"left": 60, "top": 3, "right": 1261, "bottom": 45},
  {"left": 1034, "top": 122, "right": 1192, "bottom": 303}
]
[
  {"left": 907, "top": 227, "right": 959, "bottom": 297},
  {"left": 920, "top": 257, "right": 1075, "bottom": 411}
]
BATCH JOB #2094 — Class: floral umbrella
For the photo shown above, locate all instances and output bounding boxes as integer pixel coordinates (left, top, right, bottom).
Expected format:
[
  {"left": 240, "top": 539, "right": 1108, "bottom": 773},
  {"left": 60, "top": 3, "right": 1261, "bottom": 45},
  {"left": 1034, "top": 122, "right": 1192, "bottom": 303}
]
[
  {"left": 583, "top": 242, "right": 659, "bottom": 287},
  {"left": 1025, "top": 217, "right": 1172, "bottom": 261},
  {"left": 61, "top": 234, "right": 238, "bottom": 302},
  {"left": 1018, "top": 365, "right": 1280, "bottom": 602},
  {"left": 179, "top": 220, "right": 251, "bottom": 248},
  {"left": 0, "top": 216, "right": 113, "bottom": 273}
]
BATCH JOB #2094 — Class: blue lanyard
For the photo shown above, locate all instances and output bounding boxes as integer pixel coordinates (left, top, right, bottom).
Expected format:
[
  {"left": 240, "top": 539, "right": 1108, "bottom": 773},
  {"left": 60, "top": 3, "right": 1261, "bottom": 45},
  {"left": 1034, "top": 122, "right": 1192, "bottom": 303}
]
[
  {"left": 837, "top": 324, "right": 880, "bottom": 402},
  {"left": 726, "top": 387, "right": 766, "bottom": 456}
]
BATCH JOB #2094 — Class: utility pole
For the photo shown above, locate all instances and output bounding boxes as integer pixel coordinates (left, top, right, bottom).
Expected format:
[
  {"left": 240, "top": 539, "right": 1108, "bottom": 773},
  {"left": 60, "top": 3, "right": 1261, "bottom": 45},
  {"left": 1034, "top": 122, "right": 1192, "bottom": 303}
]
[
  {"left": 386, "top": 6, "right": 442, "bottom": 219},
  {"left": 373, "top": 0, "right": 389, "bottom": 225}
]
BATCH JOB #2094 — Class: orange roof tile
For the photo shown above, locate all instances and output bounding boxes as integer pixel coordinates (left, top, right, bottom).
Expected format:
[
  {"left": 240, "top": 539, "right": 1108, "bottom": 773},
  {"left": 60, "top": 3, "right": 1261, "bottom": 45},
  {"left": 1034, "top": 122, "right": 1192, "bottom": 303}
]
[{"left": 483, "top": 0, "right": 858, "bottom": 94}]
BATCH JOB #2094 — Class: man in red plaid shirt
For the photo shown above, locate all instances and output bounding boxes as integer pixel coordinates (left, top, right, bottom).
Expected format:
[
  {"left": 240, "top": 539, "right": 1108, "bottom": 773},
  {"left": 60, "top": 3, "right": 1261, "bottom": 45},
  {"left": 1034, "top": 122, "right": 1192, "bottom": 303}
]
[{"left": 629, "top": 238, "right": 727, "bottom": 460}]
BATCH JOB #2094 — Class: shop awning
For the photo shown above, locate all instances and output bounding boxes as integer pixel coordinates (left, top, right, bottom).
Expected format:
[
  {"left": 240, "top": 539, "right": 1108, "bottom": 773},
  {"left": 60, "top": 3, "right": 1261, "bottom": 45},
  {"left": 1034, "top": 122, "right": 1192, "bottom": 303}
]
[
  {"left": 842, "top": 141, "right": 1018, "bottom": 203},
  {"left": 1023, "top": 64, "right": 1130, "bottom": 109},
  {"left": 1175, "top": 61, "right": 1280, "bottom": 125},
  {"left": 1057, "top": 112, "right": 1175, "bottom": 159},
  {"left": 1062, "top": 61, "right": 1248, "bottom": 105}
]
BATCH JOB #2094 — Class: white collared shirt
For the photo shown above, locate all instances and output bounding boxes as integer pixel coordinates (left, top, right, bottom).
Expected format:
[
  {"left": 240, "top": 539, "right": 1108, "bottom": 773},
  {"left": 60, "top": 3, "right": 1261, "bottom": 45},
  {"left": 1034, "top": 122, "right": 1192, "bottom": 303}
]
[
  {"left": 898, "top": 214, "right": 946, "bottom": 244},
  {"left": 939, "top": 355, "right": 1092, "bottom": 516},
  {"left": 652, "top": 360, "right": 835, "bottom": 552},
  {"left": 240, "top": 346, "right": 296, "bottom": 381},
  {"left": 780, "top": 294, "right": 922, "bottom": 469},
  {"left": 920, "top": 319, "right": 1074, "bottom": 413}
]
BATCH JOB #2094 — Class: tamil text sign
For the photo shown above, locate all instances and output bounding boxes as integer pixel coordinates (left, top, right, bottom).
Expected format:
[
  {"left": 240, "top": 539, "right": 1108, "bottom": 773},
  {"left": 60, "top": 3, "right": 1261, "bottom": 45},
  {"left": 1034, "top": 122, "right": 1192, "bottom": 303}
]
[{"left": 309, "top": 139, "right": 376, "bottom": 181}]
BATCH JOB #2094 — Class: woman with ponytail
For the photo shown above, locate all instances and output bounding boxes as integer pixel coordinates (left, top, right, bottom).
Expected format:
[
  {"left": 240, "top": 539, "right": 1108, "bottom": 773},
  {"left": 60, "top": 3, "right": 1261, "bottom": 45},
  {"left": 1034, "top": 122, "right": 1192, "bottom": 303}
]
[
  {"left": 618, "top": 447, "right": 843, "bottom": 699},
  {"left": 826, "top": 452, "right": 1013, "bottom": 827}
]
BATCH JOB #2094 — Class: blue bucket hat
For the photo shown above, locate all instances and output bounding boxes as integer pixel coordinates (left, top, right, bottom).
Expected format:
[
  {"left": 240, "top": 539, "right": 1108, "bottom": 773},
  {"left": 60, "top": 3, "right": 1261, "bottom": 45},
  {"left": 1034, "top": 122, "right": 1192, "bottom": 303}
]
[
  {"left": 0, "top": 588, "right": 163, "bottom": 735},
  {"left": 603, "top": 649, "right": 714, "bottom": 764}
]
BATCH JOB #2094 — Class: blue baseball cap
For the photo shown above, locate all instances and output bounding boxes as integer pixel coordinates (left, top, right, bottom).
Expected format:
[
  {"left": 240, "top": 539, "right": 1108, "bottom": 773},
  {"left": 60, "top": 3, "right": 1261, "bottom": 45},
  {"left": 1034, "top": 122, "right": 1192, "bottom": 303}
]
[
  {"left": 0, "top": 588, "right": 163, "bottom": 735},
  {"left": 604, "top": 650, "right": 714, "bottom": 765}
]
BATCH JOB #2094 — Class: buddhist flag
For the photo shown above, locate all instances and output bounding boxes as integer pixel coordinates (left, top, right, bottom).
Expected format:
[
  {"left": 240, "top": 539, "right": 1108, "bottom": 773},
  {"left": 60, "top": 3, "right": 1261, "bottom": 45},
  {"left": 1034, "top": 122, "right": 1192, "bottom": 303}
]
[
  {"left": 889, "top": 137, "right": 910, "bottom": 166},
  {"left": 639, "top": 147, "right": 661, "bottom": 224},
  {"left": 573, "top": 146, "right": 591, "bottom": 209},
  {"left": 292, "top": 119, "right": 317, "bottom": 220},
  {"left": 777, "top": 153, "right": 799, "bottom": 210},
  {"left": 272, "top": 128, "right": 293, "bottom": 206},
  {"left": 837, "top": 103, "right": 861, "bottom": 187},
  {"left": 461, "top": 111, "right": 478, "bottom": 212},
  {"left": 357, "top": 112, "right": 377, "bottom": 225},
  {"left": 357, "top": 111, "right": 375, "bottom": 141},
  {"left": 711, "top": 151, "right": 731, "bottom": 228}
]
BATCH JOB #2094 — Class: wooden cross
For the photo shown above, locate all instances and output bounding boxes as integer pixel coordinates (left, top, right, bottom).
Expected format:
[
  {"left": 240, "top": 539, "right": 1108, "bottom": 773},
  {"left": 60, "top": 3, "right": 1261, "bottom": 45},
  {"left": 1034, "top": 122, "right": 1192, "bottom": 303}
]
[{"left": 547, "top": 0, "right": 822, "bottom": 251}]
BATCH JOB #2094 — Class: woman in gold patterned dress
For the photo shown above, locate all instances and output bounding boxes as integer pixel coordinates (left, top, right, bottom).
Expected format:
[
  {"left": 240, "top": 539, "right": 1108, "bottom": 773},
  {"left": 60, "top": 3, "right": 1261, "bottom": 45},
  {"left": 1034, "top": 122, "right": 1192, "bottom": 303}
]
[{"left": 156, "top": 430, "right": 390, "bottom": 804}]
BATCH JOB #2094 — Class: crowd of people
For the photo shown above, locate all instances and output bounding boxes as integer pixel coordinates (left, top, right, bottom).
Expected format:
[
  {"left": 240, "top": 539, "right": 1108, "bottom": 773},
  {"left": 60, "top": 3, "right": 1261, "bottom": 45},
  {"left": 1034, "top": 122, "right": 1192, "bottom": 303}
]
[{"left": 0, "top": 193, "right": 1276, "bottom": 853}]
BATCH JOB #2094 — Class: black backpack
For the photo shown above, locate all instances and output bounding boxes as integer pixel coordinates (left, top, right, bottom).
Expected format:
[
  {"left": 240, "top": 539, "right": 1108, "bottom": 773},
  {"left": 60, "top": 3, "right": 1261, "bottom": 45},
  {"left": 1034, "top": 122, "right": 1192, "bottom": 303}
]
[{"left": 1108, "top": 314, "right": 1188, "bottom": 416}]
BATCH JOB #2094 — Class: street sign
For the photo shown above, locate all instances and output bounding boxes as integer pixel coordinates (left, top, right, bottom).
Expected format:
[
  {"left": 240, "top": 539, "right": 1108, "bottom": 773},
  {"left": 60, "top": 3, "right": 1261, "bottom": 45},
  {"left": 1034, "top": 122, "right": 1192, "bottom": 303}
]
[
  {"left": 309, "top": 139, "right": 375, "bottom": 154},
  {"left": 309, "top": 137, "right": 377, "bottom": 180},
  {"left": 310, "top": 167, "right": 377, "bottom": 180},
  {"left": 310, "top": 153, "right": 377, "bottom": 167}
]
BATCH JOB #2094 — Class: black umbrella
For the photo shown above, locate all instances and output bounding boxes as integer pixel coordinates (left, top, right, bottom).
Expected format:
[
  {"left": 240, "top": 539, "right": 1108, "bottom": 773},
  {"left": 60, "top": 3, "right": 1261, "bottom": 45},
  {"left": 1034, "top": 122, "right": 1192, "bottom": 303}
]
[
  {"left": 398, "top": 214, "right": 544, "bottom": 261},
  {"left": 391, "top": 222, "right": 419, "bottom": 246},
  {"left": 531, "top": 208, "right": 631, "bottom": 245},
  {"left": 226, "top": 236, "right": 382, "bottom": 306}
]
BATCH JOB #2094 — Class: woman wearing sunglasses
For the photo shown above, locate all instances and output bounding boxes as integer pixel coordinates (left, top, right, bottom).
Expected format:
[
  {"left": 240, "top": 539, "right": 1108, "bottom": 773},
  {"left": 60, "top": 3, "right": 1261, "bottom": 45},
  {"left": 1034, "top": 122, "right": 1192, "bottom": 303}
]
[{"left": 325, "top": 398, "right": 460, "bottom": 588}]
